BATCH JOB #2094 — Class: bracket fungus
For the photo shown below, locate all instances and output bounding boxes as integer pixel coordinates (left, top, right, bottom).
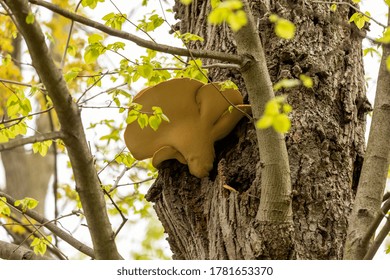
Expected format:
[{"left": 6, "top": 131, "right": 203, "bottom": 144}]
[{"left": 124, "top": 78, "right": 250, "bottom": 178}]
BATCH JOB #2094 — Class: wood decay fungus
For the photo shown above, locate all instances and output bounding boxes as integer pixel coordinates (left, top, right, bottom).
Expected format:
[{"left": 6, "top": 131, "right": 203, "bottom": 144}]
[{"left": 124, "top": 78, "right": 251, "bottom": 178}]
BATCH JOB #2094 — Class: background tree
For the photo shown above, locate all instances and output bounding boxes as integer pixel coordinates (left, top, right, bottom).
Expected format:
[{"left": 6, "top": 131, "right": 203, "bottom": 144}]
[{"left": 0, "top": 0, "right": 389, "bottom": 260}]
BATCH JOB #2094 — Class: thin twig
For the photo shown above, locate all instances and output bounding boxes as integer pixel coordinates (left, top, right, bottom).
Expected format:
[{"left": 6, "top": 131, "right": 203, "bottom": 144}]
[
  {"left": 102, "top": 189, "right": 128, "bottom": 238},
  {"left": 361, "top": 198, "right": 390, "bottom": 258},
  {"left": 0, "top": 107, "right": 53, "bottom": 126},
  {"left": 0, "top": 130, "right": 64, "bottom": 151},
  {"left": 0, "top": 191, "right": 95, "bottom": 258},
  {"left": 28, "top": 0, "right": 242, "bottom": 64},
  {"left": 311, "top": 1, "right": 388, "bottom": 28},
  {"left": 0, "top": 78, "right": 45, "bottom": 90},
  {"left": 60, "top": 0, "right": 82, "bottom": 69}
]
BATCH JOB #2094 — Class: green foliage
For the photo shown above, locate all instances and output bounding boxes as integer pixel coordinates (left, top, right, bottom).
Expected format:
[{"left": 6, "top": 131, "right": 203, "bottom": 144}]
[
  {"left": 30, "top": 235, "right": 52, "bottom": 256},
  {"left": 352, "top": 0, "right": 361, "bottom": 3},
  {"left": 126, "top": 104, "right": 169, "bottom": 131},
  {"left": 84, "top": 34, "right": 106, "bottom": 64},
  {"left": 363, "top": 47, "right": 380, "bottom": 57},
  {"left": 6, "top": 90, "right": 32, "bottom": 118},
  {"left": 115, "top": 152, "right": 136, "bottom": 168},
  {"left": 349, "top": 11, "right": 370, "bottom": 29},
  {"left": 14, "top": 197, "right": 39, "bottom": 212},
  {"left": 0, "top": 197, "right": 11, "bottom": 217},
  {"left": 330, "top": 4, "right": 337, "bottom": 12},
  {"left": 32, "top": 140, "right": 53, "bottom": 157},
  {"left": 137, "top": 13, "right": 164, "bottom": 32},
  {"left": 377, "top": 28, "right": 390, "bottom": 44},
  {"left": 175, "top": 59, "right": 208, "bottom": 83},
  {"left": 102, "top": 13, "right": 127, "bottom": 30},
  {"left": 174, "top": 31, "right": 204, "bottom": 44},
  {"left": 273, "top": 79, "right": 300, "bottom": 91},
  {"left": 299, "top": 74, "right": 313, "bottom": 88},
  {"left": 64, "top": 67, "right": 83, "bottom": 83},
  {"left": 208, "top": 0, "right": 247, "bottom": 32},
  {"left": 81, "top": 0, "right": 104, "bottom": 9},
  {"left": 25, "top": 12, "right": 35, "bottom": 24},
  {"left": 256, "top": 96, "right": 292, "bottom": 133},
  {"left": 269, "top": 14, "right": 296, "bottom": 40},
  {"left": 385, "top": 0, "right": 390, "bottom": 6},
  {"left": 273, "top": 75, "right": 313, "bottom": 91},
  {"left": 219, "top": 80, "right": 239, "bottom": 90}
]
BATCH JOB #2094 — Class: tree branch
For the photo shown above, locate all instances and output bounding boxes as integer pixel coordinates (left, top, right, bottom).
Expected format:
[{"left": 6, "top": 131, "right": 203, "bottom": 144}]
[
  {"left": 28, "top": 0, "right": 242, "bottom": 64},
  {"left": 0, "top": 131, "right": 64, "bottom": 152},
  {"left": 234, "top": 1, "right": 293, "bottom": 223},
  {"left": 0, "top": 240, "right": 54, "bottom": 260},
  {"left": 2, "top": 0, "right": 122, "bottom": 259},
  {"left": 344, "top": 10, "right": 390, "bottom": 259},
  {"left": 363, "top": 199, "right": 390, "bottom": 259},
  {"left": 0, "top": 191, "right": 95, "bottom": 258}
]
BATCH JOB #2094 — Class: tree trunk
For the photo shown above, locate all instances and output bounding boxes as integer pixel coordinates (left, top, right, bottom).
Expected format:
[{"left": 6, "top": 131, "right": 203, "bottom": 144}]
[{"left": 146, "top": 0, "right": 369, "bottom": 259}]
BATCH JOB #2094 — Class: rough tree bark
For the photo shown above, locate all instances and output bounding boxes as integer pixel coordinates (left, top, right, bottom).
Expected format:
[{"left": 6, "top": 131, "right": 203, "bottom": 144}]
[{"left": 146, "top": 0, "right": 369, "bottom": 259}]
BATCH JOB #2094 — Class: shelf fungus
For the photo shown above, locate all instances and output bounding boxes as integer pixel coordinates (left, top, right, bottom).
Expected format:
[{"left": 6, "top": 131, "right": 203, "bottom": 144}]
[{"left": 124, "top": 78, "right": 250, "bottom": 178}]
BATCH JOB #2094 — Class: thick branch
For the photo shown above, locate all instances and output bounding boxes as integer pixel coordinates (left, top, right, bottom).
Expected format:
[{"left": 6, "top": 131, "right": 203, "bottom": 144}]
[
  {"left": 233, "top": 1, "right": 293, "bottom": 224},
  {"left": 0, "top": 131, "right": 64, "bottom": 152},
  {"left": 2, "top": 0, "right": 122, "bottom": 259},
  {"left": 0, "top": 240, "right": 54, "bottom": 260},
  {"left": 344, "top": 10, "right": 390, "bottom": 260},
  {"left": 0, "top": 191, "right": 95, "bottom": 258},
  {"left": 28, "top": 0, "right": 242, "bottom": 64}
]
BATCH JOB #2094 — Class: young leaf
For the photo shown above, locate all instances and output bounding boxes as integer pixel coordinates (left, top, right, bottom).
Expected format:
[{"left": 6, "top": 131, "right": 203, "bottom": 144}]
[
  {"left": 180, "top": 0, "right": 193, "bottom": 4},
  {"left": 386, "top": 56, "right": 390, "bottom": 72},
  {"left": 0, "top": 197, "right": 11, "bottom": 217},
  {"left": 14, "top": 197, "right": 39, "bottom": 212},
  {"left": 299, "top": 74, "right": 313, "bottom": 88},
  {"left": 26, "top": 12, "right": 35, "bottom": 24},
  {"left": 274, "top": 18, "right": 296, "bottom": 39}
]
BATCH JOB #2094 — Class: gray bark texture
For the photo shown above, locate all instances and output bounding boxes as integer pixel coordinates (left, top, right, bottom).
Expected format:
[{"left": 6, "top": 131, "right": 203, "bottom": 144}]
[{"left": 146, "top": 0, "right": 369, "bottom": 259}]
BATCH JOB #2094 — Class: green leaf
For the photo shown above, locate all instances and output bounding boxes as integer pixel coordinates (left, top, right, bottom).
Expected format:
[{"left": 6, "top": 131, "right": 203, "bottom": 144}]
[
  {"left": 26, "top": 12, "right": 35, "bottom": 24},
  {"left": 14, "top": 197, "right": 39, "bottom": 212},
  {"left": 299, "top": 74, "right": 313, "bottom": 88},
  {"left": 256, "top": 115, "right": 273, "bottom": 129},
  {"left": 363, "top": 47, "right": 380, "bottom": 57},
  {"left": 352, "top": 0, "right": 361, "bottom": 3},
  {"left": 227, "top": 9, "right": 247, "bottom": 32},
  {"left": 126, "top": 109, "right": 140, "bottom": 124},
  {"left": 349, "top": 12, "right": 370, "bottom": 29},
  {"left": 377, "top": 28, "right": 390, "bottom": 43},
  {"left": 149, "top": 115, "right": 161, "bottom": 131},
  {"left": 385, "top": 0, "right": 390, "bottom": 6},
  {"left": 273, "top": 78, "right": 301, "bottom": 91},
  {"left": 138, "top": 113, "right": 149, "bottom": 129},
  {"left": 30, "top": 236, "right": 52, "bottom": 256},
  {"left": 88, "top": 34, "right": 103, "bottom": 44},
  {"left": 81, "top": 0, "right": 104, "bottom": 9},
  {"left": 0, "top": 197, "right": 11, "bottom": 217},
  {"left": 32, "top": 140, "right": 52, "bottom": 157},
  {"left": 386, "top": 56, "right": 390, "bottom": 72},
  {"left": 180, "top": 0, "right": 192, "bottom": 4},
  {"left": 274, "top": 18, "right": 296, "bottom": 39},
  {"left": 208, "top": 0, "right": 247, "bottom": 32},
  {"left": 330, "top": 4, "right": 337, "bottom": 12},
  {"left": 272, "top": 114, "right": 291, "bottom": 133},
  {"left": 64, "top": 67, "right": 82, "bottom": 83}
]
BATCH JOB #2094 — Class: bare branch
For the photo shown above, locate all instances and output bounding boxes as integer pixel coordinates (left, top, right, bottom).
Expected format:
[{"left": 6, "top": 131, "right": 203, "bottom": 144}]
[
  {"left": 312, "top": 1, "right": 388, "bottom": 28},
  {"left": 0, "top": 78, "right": 44, "bottom": 89},
  {"left": 0, "top": 131, "right": 64, "bottom": 152},
  {"left": 28, "top": 0, "right": 242, "bottom": 64},
  {"left": 362, "top": 199, "right": 390, "bottom": 259},
  {"left": 0, "top": 240, "right": 54, "bottom": 260},
  {"left": 0, "top": 191, "right": 95, "bottom": 258}
]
